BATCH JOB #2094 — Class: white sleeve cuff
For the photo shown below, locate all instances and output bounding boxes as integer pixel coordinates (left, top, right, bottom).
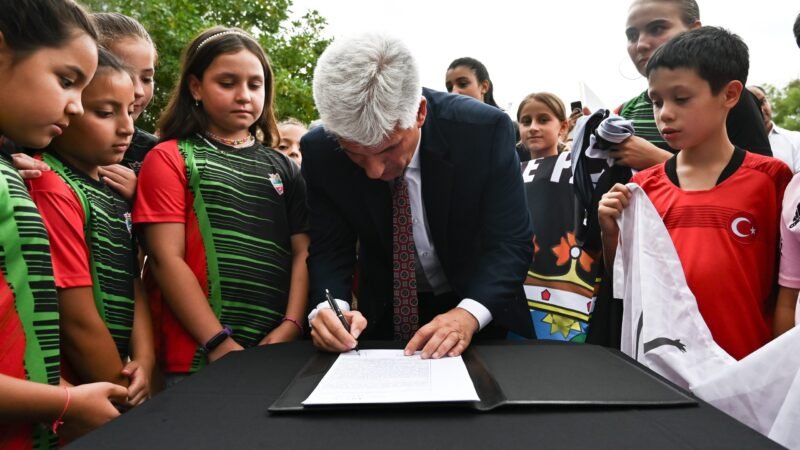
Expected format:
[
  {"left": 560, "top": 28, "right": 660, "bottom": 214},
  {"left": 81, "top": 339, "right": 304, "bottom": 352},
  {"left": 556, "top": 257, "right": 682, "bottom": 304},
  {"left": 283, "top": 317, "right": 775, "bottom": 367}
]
[
  {"left": 457, "top": 299, "right": 492, "bottom": 331},
  {"left": 307, "top": 299, "right": 351, "bottom": 324}
]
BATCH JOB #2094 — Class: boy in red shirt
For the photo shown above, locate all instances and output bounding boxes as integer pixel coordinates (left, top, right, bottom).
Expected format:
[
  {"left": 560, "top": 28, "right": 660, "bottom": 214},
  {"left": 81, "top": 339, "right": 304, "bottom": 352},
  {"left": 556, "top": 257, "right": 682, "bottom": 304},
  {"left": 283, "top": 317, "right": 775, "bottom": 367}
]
[{"left": 599, "top": 27, "right": 792, "bottom": 360}]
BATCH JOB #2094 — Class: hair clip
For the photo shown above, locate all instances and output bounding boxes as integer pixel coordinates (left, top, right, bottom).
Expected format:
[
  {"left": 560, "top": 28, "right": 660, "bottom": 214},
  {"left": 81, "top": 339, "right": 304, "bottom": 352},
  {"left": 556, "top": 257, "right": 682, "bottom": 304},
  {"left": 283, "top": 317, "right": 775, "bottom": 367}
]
[{"left": 196, "top": 30, "right": 250, "bottom": 51}]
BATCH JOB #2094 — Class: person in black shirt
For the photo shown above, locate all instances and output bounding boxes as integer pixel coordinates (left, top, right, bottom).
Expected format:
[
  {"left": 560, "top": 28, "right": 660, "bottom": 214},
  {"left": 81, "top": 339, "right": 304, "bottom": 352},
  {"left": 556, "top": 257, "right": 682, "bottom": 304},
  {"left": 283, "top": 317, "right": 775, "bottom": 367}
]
[{"left": 516, "top": 92, "right": 602, "bottom": 342}]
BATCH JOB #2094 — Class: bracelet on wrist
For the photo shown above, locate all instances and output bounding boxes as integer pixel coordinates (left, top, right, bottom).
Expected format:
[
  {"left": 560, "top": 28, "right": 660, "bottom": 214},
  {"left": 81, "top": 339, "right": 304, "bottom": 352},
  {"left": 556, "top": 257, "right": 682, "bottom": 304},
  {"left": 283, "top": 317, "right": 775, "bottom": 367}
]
[
  {"left": 282, "top": 316, "right": 304, "bottom": 333},
  {"left": 51, "top": 387, "right": 71, "bottom": 435},
  {"left": 202, "top": 326, "right": 233, "bottom": 354}
]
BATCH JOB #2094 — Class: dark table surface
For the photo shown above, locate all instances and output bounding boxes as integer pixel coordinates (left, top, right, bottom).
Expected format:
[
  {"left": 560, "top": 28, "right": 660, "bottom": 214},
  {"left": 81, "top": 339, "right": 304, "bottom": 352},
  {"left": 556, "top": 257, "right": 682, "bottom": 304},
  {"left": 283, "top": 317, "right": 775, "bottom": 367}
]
[{"left": 67, "top": 341, "right": 780, "bottom": 450}]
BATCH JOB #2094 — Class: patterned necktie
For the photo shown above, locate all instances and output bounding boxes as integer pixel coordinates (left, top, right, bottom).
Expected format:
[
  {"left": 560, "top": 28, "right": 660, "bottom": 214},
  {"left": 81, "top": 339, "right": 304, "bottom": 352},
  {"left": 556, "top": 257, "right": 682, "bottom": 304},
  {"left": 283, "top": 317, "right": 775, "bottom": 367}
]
[{"left": 392, "top": 176, "right": 419, "bottom": 340}]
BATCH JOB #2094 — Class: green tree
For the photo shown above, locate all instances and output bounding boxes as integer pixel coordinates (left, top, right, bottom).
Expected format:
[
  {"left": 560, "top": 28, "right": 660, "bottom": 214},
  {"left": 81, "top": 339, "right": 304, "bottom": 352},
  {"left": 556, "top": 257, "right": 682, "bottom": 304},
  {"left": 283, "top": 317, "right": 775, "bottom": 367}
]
[
  {"left": 84, "top": 0, "right": 331, "bottom": 131},
  {"left": 765, "top": 79, "right": 800, "bottom": 131}
]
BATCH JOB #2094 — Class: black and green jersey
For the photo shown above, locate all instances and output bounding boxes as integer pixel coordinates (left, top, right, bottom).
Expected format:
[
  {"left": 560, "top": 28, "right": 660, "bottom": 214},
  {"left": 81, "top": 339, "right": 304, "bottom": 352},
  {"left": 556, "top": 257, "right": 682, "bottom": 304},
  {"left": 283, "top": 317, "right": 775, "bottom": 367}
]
[
  {"left": 42, "top": 152, "right": 137, "bottom": 361},
  {"left": 135, "top": 137, "right": 310, "bottom": 373},
  {"left": 179, "top": 138, "right": 305, "bottom": 347},
  {"left": 0, "top": 149, "right": 60, "bottom": 450}
]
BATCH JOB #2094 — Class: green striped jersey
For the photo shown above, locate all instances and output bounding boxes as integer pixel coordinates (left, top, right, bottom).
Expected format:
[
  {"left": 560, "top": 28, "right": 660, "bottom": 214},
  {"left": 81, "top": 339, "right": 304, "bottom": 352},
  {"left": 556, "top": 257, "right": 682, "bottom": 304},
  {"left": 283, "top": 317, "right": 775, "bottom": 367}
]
[
  {"left": 33, "top": 152, "right": 137, "bottom": 362},
  {"left": 0, "top": 149, "right": 60, "bottom": 450},
  {"left": 134, "top": 137, "right": 309, "bottom": 373}
]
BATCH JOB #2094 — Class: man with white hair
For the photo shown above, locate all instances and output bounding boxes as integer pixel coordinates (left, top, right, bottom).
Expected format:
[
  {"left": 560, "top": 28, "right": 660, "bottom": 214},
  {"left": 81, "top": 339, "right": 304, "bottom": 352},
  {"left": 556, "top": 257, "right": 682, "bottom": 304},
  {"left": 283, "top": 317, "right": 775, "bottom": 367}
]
[{"left": 303, "top": 33, "right": 533, "bottom": 359}]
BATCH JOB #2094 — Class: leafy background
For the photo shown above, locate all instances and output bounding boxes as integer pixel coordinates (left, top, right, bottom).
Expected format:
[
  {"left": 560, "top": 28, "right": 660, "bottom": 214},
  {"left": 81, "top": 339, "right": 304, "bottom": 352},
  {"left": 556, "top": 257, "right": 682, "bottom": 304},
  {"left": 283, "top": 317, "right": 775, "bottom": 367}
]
[
  {"left": 84, "top": 0, "right": 331, "bottom": 132},
  {"left": 765, "top": 80, "right": 800, "bottom": 131}
]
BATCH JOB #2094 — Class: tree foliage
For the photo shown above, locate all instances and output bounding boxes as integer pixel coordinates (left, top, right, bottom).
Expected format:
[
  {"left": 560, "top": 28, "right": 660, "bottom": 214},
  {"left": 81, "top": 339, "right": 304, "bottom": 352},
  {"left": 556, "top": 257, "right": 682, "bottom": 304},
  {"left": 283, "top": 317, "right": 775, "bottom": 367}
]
[
  {"left": 764, "top": 79, "right": 800, "bottom": 132},
  {"left": 84, "top": 0, "right": 331, "bottom": 131}
]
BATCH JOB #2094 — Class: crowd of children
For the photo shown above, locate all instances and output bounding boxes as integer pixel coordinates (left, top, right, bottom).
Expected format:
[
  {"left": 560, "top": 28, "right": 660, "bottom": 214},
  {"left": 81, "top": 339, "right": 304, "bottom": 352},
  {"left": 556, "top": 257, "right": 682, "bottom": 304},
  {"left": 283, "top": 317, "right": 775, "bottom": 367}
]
[
  {"left": 1, "top": 0, "right": 800, "bottom": 447},
  {"left": 0, "top": 2, "right": 311, "bottom": 446},
  {"left": 0, "top": 2, "right": 127, "bottom": 447}
]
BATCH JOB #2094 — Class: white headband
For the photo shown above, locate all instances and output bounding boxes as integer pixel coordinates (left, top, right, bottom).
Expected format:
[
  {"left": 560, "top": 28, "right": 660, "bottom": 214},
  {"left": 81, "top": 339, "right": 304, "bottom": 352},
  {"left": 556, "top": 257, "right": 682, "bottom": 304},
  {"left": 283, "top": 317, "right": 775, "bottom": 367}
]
[{"left": 196, "top": 30, "right": 251, "bottom": 51}]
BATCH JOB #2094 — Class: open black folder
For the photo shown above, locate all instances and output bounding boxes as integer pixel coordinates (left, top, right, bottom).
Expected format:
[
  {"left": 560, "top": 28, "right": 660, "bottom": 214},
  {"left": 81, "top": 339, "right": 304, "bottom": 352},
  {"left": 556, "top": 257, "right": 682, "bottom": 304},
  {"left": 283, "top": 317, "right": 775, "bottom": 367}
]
[{"left": 268, "top": 342, "right": 697, "bottom": 413}]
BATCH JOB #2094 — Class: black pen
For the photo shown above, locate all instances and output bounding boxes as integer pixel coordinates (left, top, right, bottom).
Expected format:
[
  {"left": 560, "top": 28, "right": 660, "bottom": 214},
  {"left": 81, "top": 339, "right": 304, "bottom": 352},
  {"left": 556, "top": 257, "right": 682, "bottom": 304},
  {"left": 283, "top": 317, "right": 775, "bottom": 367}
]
[{"left": 325, "top": 289, "right": 360, "bottom": 353}]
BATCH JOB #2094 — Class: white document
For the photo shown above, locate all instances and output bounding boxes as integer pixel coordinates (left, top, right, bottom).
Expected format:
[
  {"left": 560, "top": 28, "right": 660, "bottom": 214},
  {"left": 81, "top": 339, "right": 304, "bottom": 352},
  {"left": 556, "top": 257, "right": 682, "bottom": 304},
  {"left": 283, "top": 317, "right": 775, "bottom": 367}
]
[{"left": 302, "top": 349, "right": 479, "bottom": 405}]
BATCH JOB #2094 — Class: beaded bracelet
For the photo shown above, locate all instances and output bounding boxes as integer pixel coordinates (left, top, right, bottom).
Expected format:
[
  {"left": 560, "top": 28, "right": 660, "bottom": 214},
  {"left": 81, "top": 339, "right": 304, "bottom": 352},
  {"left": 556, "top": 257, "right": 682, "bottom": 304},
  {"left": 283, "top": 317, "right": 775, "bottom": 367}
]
[
  {"left": 52, "top": 387, "right": 71, "bottom": 435},
  {"left": 282, "top": 316, "right": 304, "bottom": 333}
]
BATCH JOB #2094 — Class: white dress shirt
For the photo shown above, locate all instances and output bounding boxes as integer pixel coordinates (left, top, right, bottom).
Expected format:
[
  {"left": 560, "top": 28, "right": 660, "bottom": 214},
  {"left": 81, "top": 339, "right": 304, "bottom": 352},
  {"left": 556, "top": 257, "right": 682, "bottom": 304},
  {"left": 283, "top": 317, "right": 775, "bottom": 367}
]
[
  {"left": 309, "top": 136, "right": 493, "bottom": 330},
  {"left": 769, "top": 124, "right": 800, "bottom": 173}
]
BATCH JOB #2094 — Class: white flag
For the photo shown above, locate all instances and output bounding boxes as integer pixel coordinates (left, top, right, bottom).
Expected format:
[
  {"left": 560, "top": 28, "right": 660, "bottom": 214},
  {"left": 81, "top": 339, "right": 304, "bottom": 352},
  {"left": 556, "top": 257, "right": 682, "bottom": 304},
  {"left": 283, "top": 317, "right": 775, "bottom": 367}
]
[{"left": 614, "top": 183, "right": 800, "bottom": 448}]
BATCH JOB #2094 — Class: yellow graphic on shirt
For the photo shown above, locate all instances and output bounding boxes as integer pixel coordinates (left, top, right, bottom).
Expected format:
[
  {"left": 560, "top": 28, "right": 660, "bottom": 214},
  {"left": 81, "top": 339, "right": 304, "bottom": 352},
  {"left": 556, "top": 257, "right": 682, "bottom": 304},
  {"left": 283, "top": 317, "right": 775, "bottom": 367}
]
[
  {"left": 542, "top": 313, "right": 583, "bottom": 338},
  {"left": 528, "top": 232, "right": 597, "bottom": 295}
]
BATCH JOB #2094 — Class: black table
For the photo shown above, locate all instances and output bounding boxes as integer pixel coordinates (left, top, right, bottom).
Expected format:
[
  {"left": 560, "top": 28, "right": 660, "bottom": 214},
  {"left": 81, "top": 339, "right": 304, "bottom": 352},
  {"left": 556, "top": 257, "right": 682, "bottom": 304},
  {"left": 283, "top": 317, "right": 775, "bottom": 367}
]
[{"left": 68, "top": 341, "right": 780, "bottom": 449}]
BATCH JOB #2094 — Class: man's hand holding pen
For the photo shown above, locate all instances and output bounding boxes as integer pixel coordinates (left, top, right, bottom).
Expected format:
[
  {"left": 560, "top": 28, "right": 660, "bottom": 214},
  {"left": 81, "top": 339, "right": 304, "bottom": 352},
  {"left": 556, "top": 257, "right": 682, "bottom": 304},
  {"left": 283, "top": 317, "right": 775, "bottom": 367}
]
[
  {"left": 311, "top": 291, "right": 479, "bottom": 359},
  {"left": 310, "top": 307, "right": 367, "bottom": 353}
]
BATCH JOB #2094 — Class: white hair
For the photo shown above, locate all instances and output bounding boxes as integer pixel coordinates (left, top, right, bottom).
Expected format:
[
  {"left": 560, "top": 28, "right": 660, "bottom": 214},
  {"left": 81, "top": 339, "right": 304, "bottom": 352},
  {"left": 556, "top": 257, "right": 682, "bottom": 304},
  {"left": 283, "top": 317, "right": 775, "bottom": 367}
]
[{"left": 312, "top": 32, "right": 422, "bottom": 147}]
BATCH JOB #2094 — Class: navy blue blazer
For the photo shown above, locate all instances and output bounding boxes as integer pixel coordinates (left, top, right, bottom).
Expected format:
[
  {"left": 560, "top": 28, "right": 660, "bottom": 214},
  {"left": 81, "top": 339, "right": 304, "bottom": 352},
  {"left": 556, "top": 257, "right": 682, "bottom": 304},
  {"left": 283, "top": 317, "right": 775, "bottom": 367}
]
[{"left": 301, "top": 88, "right": 533, "bottom": 339}]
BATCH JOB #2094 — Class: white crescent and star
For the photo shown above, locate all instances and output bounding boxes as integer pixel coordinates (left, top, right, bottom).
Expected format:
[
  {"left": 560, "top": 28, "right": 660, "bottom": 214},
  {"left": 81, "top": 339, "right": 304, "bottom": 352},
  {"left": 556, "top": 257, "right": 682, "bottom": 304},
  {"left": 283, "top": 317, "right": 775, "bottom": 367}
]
[{"left": 731, "top": 217, "right": 755, "bottom": 238}]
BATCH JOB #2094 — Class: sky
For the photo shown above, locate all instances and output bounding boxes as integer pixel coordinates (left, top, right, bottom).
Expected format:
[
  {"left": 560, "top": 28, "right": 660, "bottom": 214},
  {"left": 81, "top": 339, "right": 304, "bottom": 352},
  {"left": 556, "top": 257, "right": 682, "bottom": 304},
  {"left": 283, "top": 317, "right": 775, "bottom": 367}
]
[{"left": 289, "top": 0, "right": 800, "bottom": 117}]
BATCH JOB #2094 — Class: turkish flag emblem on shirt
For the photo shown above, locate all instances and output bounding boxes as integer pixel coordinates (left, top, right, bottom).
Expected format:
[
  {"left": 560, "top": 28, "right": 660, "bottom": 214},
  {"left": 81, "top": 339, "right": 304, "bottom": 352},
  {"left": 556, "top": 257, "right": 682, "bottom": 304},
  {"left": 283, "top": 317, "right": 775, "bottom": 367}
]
[{"left": 728, "top": 212, "right": 757, "bottom": 244}]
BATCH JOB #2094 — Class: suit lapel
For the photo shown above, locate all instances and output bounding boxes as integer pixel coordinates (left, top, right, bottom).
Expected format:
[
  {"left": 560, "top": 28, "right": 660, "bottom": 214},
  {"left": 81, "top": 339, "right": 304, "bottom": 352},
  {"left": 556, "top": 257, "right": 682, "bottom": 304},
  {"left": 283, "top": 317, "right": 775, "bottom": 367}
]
[{"left": 420, "top": 124, "right": 453, "bottom": 265}]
